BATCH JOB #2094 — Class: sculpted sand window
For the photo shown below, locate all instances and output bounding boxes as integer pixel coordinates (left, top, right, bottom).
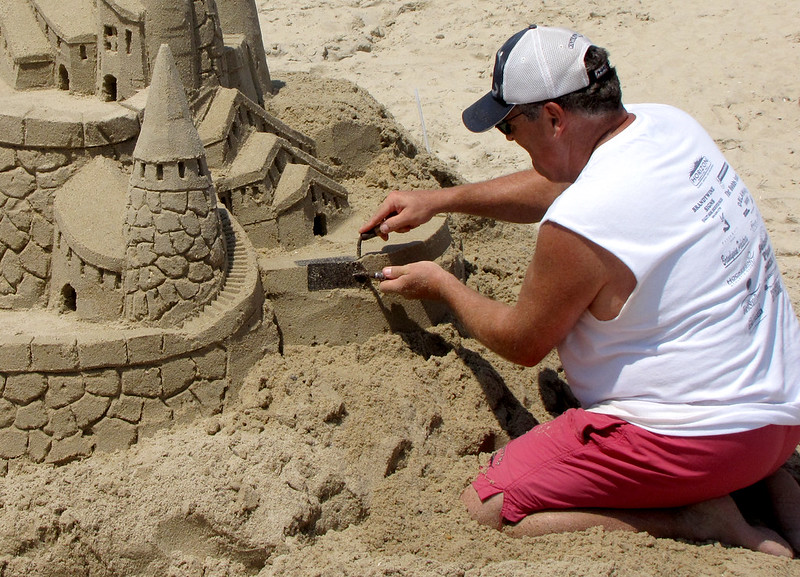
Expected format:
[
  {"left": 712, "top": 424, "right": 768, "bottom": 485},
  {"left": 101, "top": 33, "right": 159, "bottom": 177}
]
[
  {"left": 104, "top": 25, "right": 117, "bottom": 51},
  {"left": 61, "top": 285, "right": 77, "bottom": 312},
  {"left": 313, "top": 213, "right": 327, "bottom": 236},
  {"left": 219, "top": 191, "right": 232, "bottom": 211}
]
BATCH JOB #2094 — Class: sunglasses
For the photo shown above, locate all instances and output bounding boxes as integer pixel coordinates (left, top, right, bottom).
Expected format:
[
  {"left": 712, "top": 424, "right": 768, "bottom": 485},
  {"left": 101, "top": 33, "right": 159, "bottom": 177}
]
[{"left": 495, "top": 111, "right": 525, "bottom": 135}]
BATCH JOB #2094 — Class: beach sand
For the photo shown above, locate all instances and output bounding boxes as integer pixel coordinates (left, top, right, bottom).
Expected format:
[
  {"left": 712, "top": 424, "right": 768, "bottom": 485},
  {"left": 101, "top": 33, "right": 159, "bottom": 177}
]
[{"left": 0, "top": 1, "right": 798, "bottom": 575}]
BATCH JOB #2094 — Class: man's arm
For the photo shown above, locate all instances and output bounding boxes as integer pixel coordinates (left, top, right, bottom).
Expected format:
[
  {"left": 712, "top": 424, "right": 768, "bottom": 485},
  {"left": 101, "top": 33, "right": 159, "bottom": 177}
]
[
  {"left": 360, "top": 169, "right": 567, "bottom": 239},
  {"left": 378, "top": 222, "right": 630, "bottom": 366}
]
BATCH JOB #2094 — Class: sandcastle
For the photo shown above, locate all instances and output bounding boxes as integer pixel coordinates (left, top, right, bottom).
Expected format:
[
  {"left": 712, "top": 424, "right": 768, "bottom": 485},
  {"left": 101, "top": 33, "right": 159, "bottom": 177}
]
[{"left": 0, "top": 0, "right": 457, "bottom": 464}]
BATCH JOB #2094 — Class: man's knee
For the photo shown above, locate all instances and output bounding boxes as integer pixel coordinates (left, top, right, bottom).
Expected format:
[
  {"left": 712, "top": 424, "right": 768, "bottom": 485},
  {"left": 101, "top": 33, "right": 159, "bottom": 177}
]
[{"left": 461, "top": 485, "right": 504, "bottom": 530}]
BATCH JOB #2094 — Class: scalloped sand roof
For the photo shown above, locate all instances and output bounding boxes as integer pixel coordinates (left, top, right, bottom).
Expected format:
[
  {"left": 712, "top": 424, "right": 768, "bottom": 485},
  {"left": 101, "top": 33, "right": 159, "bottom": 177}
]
[{"left": 105, "top": 0, "right": 145, "bottom": 20}]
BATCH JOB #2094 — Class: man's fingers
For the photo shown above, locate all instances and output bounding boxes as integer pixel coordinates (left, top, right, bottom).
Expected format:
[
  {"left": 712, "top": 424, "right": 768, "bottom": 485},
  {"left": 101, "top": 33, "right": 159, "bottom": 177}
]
[
  {"left": 359, "top": 200, "right": 395, "bottom": 234},
  {"left": 381, "top": 266, "right": 402, "bottom": 280},
  {"left": 361, "top": 206, "right": 401, "bottom": 238}
]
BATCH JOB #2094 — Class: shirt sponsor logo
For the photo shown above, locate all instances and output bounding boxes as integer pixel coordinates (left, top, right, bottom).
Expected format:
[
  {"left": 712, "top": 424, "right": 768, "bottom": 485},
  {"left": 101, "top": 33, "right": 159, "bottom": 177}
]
[
  {"left": 690, "top": 156, "right": 712, "bottom": 187},
  {"left": 720, "top": 235, "right": 749, "bottom": 268},
  {"left": 692, "top": 188, "right": 714, "bottom": 213},
  {"left": 726, "top": 249, "right": 754, "bottom": 286},
  {"left": 716, "top": 162, "right": 729, "bottom": 184},
  {"left": 724, "top": 172, "right": 739, "bottom": 197}
]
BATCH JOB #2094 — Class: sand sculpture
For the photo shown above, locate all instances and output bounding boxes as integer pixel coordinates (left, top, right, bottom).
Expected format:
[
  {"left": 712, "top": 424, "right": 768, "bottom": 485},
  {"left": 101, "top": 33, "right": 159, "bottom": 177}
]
[{"left": 0, "top": 0, "right": 457, "bottom": 464}]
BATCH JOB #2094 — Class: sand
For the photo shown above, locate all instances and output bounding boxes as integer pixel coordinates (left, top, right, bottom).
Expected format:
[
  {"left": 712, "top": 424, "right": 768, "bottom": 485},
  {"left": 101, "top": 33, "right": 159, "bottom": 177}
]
[{"left": 1, "top": 1, "right": 799, "bottom": 575}]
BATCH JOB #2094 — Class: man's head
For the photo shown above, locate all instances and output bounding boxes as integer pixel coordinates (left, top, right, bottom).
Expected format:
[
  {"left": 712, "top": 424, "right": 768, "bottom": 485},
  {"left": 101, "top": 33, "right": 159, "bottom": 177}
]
[{"left": 462, "top": 25, "right": 622, "bottom": 133}]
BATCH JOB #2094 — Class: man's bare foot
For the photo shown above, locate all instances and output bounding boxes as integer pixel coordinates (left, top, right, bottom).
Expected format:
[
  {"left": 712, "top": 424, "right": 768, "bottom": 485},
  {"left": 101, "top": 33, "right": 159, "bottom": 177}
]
[
  {"left": 764, "top": 467, "right": 800, "bottom": 554},
  {"left": 681, "top": 495, "right": 794, "bottom": 558}
]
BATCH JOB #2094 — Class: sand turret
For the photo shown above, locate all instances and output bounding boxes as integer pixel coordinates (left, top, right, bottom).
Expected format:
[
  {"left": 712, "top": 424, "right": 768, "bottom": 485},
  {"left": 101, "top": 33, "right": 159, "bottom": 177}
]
[
  {"left": 214, "top": 0, "right": 272, "bottom": 103},
  {"left": 124, "top": 43, "right": 227, "bottom": 326},
  {"left": 138, "top": 0, "right": 200, "bottom": 91},
  {"left": 139, "top": 0, "right": 229, "bottom": 93}
]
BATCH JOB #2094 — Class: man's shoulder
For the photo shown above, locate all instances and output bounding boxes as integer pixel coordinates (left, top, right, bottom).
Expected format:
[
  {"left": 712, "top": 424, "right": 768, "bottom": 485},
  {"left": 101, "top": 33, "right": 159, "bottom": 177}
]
[{"left": 627, "top": 102, "right": 695, "bottom": 124}]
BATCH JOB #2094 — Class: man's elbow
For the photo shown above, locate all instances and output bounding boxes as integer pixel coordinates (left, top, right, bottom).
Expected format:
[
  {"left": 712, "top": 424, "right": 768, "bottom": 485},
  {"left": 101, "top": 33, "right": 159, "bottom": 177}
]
[
  {"left": 515, "top": 354, "right": 545, "bottom": 367},
  {"left": 507, "top": 344, "right": 549, "bottom": 367}
]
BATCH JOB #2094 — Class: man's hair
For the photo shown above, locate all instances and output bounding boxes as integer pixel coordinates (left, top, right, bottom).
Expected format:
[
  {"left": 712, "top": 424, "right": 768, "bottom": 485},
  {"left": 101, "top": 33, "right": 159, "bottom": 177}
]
[{"left": 518, "top": 46, "right": 622, "bottom": 119}]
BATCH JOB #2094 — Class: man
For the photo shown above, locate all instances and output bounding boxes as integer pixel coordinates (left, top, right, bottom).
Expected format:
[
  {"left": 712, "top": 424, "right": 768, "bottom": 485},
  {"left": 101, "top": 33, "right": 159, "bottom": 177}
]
[{"left": 359, "top": 25, "right": 800, "bottom": 556}]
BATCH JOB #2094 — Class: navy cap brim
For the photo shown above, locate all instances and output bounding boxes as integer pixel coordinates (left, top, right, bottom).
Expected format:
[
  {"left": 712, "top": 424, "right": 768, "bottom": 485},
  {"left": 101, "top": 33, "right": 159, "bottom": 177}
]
[{"left": 462, "top": 91, "right": 514, "bottom": 133}]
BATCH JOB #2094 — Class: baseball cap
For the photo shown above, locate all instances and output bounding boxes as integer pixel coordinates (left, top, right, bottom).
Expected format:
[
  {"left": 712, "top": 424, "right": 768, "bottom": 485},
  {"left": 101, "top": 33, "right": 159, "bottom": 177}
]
[{"left": 462, "top": 25, "right": 608, "bottom": 133}]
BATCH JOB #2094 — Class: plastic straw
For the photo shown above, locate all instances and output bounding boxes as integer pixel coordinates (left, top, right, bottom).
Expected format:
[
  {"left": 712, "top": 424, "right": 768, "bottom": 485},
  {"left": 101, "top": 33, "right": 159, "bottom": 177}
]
[{"left": 414, "top": 88, "right": 431, "bottom": 153}]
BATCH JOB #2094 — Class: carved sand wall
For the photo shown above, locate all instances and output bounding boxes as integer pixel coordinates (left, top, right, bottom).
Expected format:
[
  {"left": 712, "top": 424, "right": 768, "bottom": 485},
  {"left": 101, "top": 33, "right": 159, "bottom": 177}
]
[
  {"left": 0, "top": 195, "right": 274, "bottom": 464},
  {"left": 0, "top": 344, "right": 231, "bottom": 464},
  {"left": 0, "top": 118, "right": 138, "bottom": 310}
]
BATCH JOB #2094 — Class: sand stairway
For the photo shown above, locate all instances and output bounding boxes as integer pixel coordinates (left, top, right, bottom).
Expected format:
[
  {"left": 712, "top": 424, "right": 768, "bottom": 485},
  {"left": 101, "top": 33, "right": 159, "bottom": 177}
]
[{"left": 179, "top": 207, "right": 262, "bottom": 338}]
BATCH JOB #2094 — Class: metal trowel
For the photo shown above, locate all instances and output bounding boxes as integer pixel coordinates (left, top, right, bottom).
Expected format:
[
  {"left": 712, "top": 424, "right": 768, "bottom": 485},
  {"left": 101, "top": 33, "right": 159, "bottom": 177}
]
[{"left": 304, "top": 226, "right": 385, "bottom": 291}]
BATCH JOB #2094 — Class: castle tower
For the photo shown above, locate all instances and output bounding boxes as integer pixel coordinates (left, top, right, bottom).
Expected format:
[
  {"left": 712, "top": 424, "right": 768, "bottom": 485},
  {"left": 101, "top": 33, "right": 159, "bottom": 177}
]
[
  {"left": 214, "top": 0, "right": 272, "bottom": 102},
  {"left": 137, "top": 0, "right": 230, "bottom": 96},
  {"left": 139, "top": 0, "right": 200, "bottom": 92},
  {"left": 123, "top": 43, "right": 227, "bottom": 326}
]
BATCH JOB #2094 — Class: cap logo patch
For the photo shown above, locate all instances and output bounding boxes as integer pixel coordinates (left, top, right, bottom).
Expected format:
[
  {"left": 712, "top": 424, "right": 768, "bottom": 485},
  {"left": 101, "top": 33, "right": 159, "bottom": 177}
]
[{"left": 568, "top": 33, "right": 581, "bottom": 49}]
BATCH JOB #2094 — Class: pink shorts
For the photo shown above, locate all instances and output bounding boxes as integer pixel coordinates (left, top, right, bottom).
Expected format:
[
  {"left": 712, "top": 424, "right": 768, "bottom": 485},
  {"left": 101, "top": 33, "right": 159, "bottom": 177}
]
[{"left": 472, "top": 408, "right": 800, "bottom": 524}]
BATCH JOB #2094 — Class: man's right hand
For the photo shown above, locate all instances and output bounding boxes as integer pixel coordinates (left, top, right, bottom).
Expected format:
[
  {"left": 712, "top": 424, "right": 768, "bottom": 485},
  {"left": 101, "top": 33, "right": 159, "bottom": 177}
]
[
  {"left": 359, "top": 189, "right": 441, "bottom": 240},
  {"left": 359, "top": 168, "right": 565, "bottom": 241}
]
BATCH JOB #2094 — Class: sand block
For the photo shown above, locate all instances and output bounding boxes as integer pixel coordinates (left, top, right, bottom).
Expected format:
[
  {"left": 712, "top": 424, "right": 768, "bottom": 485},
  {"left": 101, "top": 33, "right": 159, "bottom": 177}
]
[
  {"left": 0, "top": 428, "right": 28, "bottom": 459},
  {"left": 0, "top": 334, "right": 32, "bottom": 372},
  {"left": 44, "top": 374, "right": 85, "bottom": 409},
  {"left": 92, "top": 417, "right": 138, "bottom": 453},
  {"left": 24, "top": 107, "right": 84, "bottom": 148},
  {"left": 45, "top": 433, "right": 93, "bottom": 465},
  {"left": 77, "top": 334, "right": 128, "bottom": 370},
  {"left": 4, "top": 373, "right": 47, "bottom": 405},
  {"left": 31, "top": 334, "right": 79, "bottom": 371},
  {"left": 71, "top": 393, "right": 111, "bottom": 430}
]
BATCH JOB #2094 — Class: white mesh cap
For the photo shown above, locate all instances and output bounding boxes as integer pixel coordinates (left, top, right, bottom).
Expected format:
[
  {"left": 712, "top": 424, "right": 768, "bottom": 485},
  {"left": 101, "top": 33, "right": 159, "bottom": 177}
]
[
  {"left": 463, "top": 25, "right": 597, "bottom": 133},
  {"left": 499, "top": 26, "right": 592, "bottom": 103}
]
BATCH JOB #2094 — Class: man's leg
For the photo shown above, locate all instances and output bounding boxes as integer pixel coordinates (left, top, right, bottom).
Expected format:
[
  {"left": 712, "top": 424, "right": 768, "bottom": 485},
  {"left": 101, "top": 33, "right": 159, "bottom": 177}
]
[
  {"left": 464, "top": 410, "right": 800, "bottom": 556},
  {"left": 461, "top": 484, "right": 794, "bottom": 557}
]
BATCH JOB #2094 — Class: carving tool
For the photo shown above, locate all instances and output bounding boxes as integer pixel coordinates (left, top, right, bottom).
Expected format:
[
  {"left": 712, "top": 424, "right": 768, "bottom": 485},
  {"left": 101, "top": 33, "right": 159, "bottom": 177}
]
[{"left": 305, "top": 218, "right": 392, "bottom": 291}]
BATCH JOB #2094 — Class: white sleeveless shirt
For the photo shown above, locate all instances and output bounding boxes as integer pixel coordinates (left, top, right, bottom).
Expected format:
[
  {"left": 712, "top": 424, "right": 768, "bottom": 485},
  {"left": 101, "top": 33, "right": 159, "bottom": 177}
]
[{"left": 543, "top": 103, "right": 800, "bottom": 436}]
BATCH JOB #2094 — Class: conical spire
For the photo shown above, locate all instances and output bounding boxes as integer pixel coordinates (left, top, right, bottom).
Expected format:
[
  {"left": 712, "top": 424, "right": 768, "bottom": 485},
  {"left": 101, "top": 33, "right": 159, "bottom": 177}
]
[{"left": 133, "top": 43, "right": 206, "bottom": 163}]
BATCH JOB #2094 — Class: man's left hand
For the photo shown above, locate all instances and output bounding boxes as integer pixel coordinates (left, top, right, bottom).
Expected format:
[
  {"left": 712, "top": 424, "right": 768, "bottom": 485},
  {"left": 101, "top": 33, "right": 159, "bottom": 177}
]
[{"left": 377, "top": 261, "right": 451, "bottom": 300}]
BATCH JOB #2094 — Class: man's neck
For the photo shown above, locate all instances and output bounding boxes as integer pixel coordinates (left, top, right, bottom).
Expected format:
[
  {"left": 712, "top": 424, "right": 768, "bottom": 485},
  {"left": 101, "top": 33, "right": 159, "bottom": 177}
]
[{"left": 592, "top": 109, "right": 635, "bottom": 151}]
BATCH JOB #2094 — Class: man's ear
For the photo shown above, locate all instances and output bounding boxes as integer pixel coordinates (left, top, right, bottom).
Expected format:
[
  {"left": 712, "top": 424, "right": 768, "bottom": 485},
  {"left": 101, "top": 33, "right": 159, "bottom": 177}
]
[{"left": 542, "top": 101, "right": 566, "bottom": 136}]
